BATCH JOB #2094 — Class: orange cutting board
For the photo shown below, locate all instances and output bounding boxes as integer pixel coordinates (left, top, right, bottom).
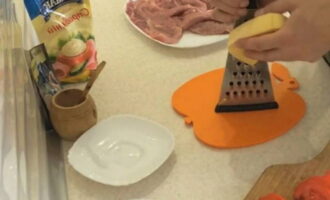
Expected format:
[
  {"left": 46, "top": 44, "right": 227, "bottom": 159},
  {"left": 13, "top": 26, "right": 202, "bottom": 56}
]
[{"left": 172, "top": 63, "right": 306, "bottom": 148}]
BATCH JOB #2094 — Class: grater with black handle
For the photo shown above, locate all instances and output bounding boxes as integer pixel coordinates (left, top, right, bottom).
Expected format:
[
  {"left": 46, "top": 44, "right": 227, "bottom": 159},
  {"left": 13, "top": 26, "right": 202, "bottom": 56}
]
[
  {"left": 324, "top": 51, "right": 330, "bottom": 66},
  {"left": 215, "top": 0, "right": 279, "bottom": 112}
]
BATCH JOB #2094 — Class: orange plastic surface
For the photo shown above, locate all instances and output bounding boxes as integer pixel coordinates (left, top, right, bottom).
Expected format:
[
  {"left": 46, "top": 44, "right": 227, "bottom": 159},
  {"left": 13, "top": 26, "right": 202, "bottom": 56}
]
[
  {"left": 294, "top": 172, "right": 330, "bottom": 200},
  {"left": 259, "top": 194, "right": 286, "bottom": 200},
  {"left": 172, "top": 63, "right": 306, "bottom": 148}
]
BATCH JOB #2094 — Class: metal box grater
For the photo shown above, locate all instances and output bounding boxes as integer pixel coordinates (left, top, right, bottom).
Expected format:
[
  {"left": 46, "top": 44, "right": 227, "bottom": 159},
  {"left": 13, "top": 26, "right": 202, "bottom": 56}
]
[{"left": 215, "top": 9, "right": 279, "bottom": 112}]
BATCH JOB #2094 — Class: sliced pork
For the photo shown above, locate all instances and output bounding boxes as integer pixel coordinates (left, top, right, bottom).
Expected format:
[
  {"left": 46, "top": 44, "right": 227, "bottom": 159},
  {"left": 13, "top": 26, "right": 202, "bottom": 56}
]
[
  {"left": 189, "top": 21, "right": 234, "bottom": 35},
  {"left": 126, "top": 0, "right": 233, "bottom": 44}
]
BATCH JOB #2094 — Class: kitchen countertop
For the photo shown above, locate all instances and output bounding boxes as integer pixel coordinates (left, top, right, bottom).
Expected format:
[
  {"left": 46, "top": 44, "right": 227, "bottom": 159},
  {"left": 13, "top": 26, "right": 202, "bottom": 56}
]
[{"left": 54, "top": 1, "right": 330, "bottom": 200}]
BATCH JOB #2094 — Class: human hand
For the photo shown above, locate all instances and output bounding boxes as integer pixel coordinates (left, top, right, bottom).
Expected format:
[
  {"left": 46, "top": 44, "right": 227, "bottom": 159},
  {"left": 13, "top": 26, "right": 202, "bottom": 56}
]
[
  {"left": 210, "top": 0, "right": 274, "bottom": 23},
  {"left": 236, "top": 0, "right": 330, "bottom": 62},
  {"left": 210, "top": 0, "right": 248, "bottom": 23}
]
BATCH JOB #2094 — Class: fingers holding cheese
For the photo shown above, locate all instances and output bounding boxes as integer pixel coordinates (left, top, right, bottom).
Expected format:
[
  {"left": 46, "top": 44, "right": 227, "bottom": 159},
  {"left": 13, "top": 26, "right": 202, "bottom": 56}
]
[
  {"left": 237, "top": 28, "right": 295, "bottom": 62},
  {"left": 236, "top": 30, "right": 286, "bottom": 51},
  {"left": 228, "top": 13, "right": 287, "bottom": 65},
  {"left": 239, "top": 0, "right": 330, "bottom": 62},
  {"left": 244, "top": 49, "right": 285, "bottom": 62}
]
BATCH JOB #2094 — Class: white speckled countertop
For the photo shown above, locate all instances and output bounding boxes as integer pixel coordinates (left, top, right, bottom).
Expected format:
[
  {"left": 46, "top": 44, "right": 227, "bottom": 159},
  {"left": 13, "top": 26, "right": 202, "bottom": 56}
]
[{"left": 56, "top": 1, "right": 330, "bottom": 200}]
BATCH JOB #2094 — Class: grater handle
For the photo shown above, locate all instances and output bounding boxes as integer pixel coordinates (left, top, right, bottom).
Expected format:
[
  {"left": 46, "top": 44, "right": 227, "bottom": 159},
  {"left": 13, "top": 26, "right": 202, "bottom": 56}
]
[
  {"left": 235, "top": 0, "right": 259, "bottom": 27},
  {"left": 247, "top": 0, "right": 258, "bottom": 9},
  {"left": 323, "top": 51, "right": 330, "bottom": 66}
]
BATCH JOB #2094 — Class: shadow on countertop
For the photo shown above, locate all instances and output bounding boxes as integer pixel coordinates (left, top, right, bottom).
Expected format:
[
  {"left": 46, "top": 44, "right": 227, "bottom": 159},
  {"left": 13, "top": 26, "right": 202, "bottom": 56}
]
[
  {"left": 115, "top": 153, "right": 177, "bottom": 200},
  {"left": 66, "top": 152, "right": 177, "bottom": 200}
]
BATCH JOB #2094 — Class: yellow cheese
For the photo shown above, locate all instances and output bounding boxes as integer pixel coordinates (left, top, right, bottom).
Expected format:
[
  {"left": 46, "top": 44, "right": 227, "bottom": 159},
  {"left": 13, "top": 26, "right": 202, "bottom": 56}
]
[{"left": 228, "top": 13, "right": 287, "bottom": 65}]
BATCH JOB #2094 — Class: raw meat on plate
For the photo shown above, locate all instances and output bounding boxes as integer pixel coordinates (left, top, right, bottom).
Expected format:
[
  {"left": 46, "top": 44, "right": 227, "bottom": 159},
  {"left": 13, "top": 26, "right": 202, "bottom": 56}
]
[{"left": 126, "top": 0, "right": 234, "bottom": 44}]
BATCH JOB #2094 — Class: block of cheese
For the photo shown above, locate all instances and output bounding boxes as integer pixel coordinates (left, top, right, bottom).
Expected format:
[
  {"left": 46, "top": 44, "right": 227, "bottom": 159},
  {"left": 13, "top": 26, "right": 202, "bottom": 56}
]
[{"left": 228, "top": 13, "right": 287, "bottom": 66}]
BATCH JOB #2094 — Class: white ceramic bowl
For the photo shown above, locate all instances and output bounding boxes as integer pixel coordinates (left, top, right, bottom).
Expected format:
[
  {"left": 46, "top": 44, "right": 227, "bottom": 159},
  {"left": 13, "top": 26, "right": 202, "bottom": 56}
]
[
  {"left": 68, "top": 114, "right": 175, "bottom": 186},
  {"left": 124, "top": 0, "right": 228, "bottom": 48}
]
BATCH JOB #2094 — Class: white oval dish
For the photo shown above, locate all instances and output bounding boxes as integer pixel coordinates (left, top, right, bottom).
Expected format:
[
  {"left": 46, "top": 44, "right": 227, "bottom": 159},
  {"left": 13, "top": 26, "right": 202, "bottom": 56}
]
[
  {"left": 68, "top": 114, "right": 175, "bottom": 186},
  {"left": 124, "top": 0, "right": 228, "bottom": 48}
]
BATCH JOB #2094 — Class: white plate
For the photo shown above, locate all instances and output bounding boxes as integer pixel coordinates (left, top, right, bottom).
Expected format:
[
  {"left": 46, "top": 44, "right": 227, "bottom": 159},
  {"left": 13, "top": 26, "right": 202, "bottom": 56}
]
[
  {"left": 124, "top": 1, "right": 228, "bottom": 48},
  {"left": 68, "top": 114, "right": 175, "bottom": 186}
]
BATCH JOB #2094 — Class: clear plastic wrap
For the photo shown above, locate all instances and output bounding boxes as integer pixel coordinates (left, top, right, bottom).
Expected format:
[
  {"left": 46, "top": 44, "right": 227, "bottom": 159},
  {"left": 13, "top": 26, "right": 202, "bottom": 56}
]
[
  {"left": 0, "top": 2, "right": 21, "bottom": 199},
  {"left": 0, "top": 1, "right": 68, "bottom": 200}
]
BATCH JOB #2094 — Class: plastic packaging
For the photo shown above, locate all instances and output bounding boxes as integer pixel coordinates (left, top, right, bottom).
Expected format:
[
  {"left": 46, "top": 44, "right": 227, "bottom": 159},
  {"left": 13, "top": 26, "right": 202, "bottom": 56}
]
[
  {"left": 0, "top": 1, "right": 68, "bottom": 200},
  {"left": 24, "top": 0, "right": 98, "bottom": 83}
]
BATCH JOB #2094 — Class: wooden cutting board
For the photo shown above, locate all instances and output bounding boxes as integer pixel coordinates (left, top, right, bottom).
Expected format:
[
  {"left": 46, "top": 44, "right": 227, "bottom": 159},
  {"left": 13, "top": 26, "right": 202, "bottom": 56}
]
[{"left": 244, "top": 141, "right": 330, "bottom": 199}]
